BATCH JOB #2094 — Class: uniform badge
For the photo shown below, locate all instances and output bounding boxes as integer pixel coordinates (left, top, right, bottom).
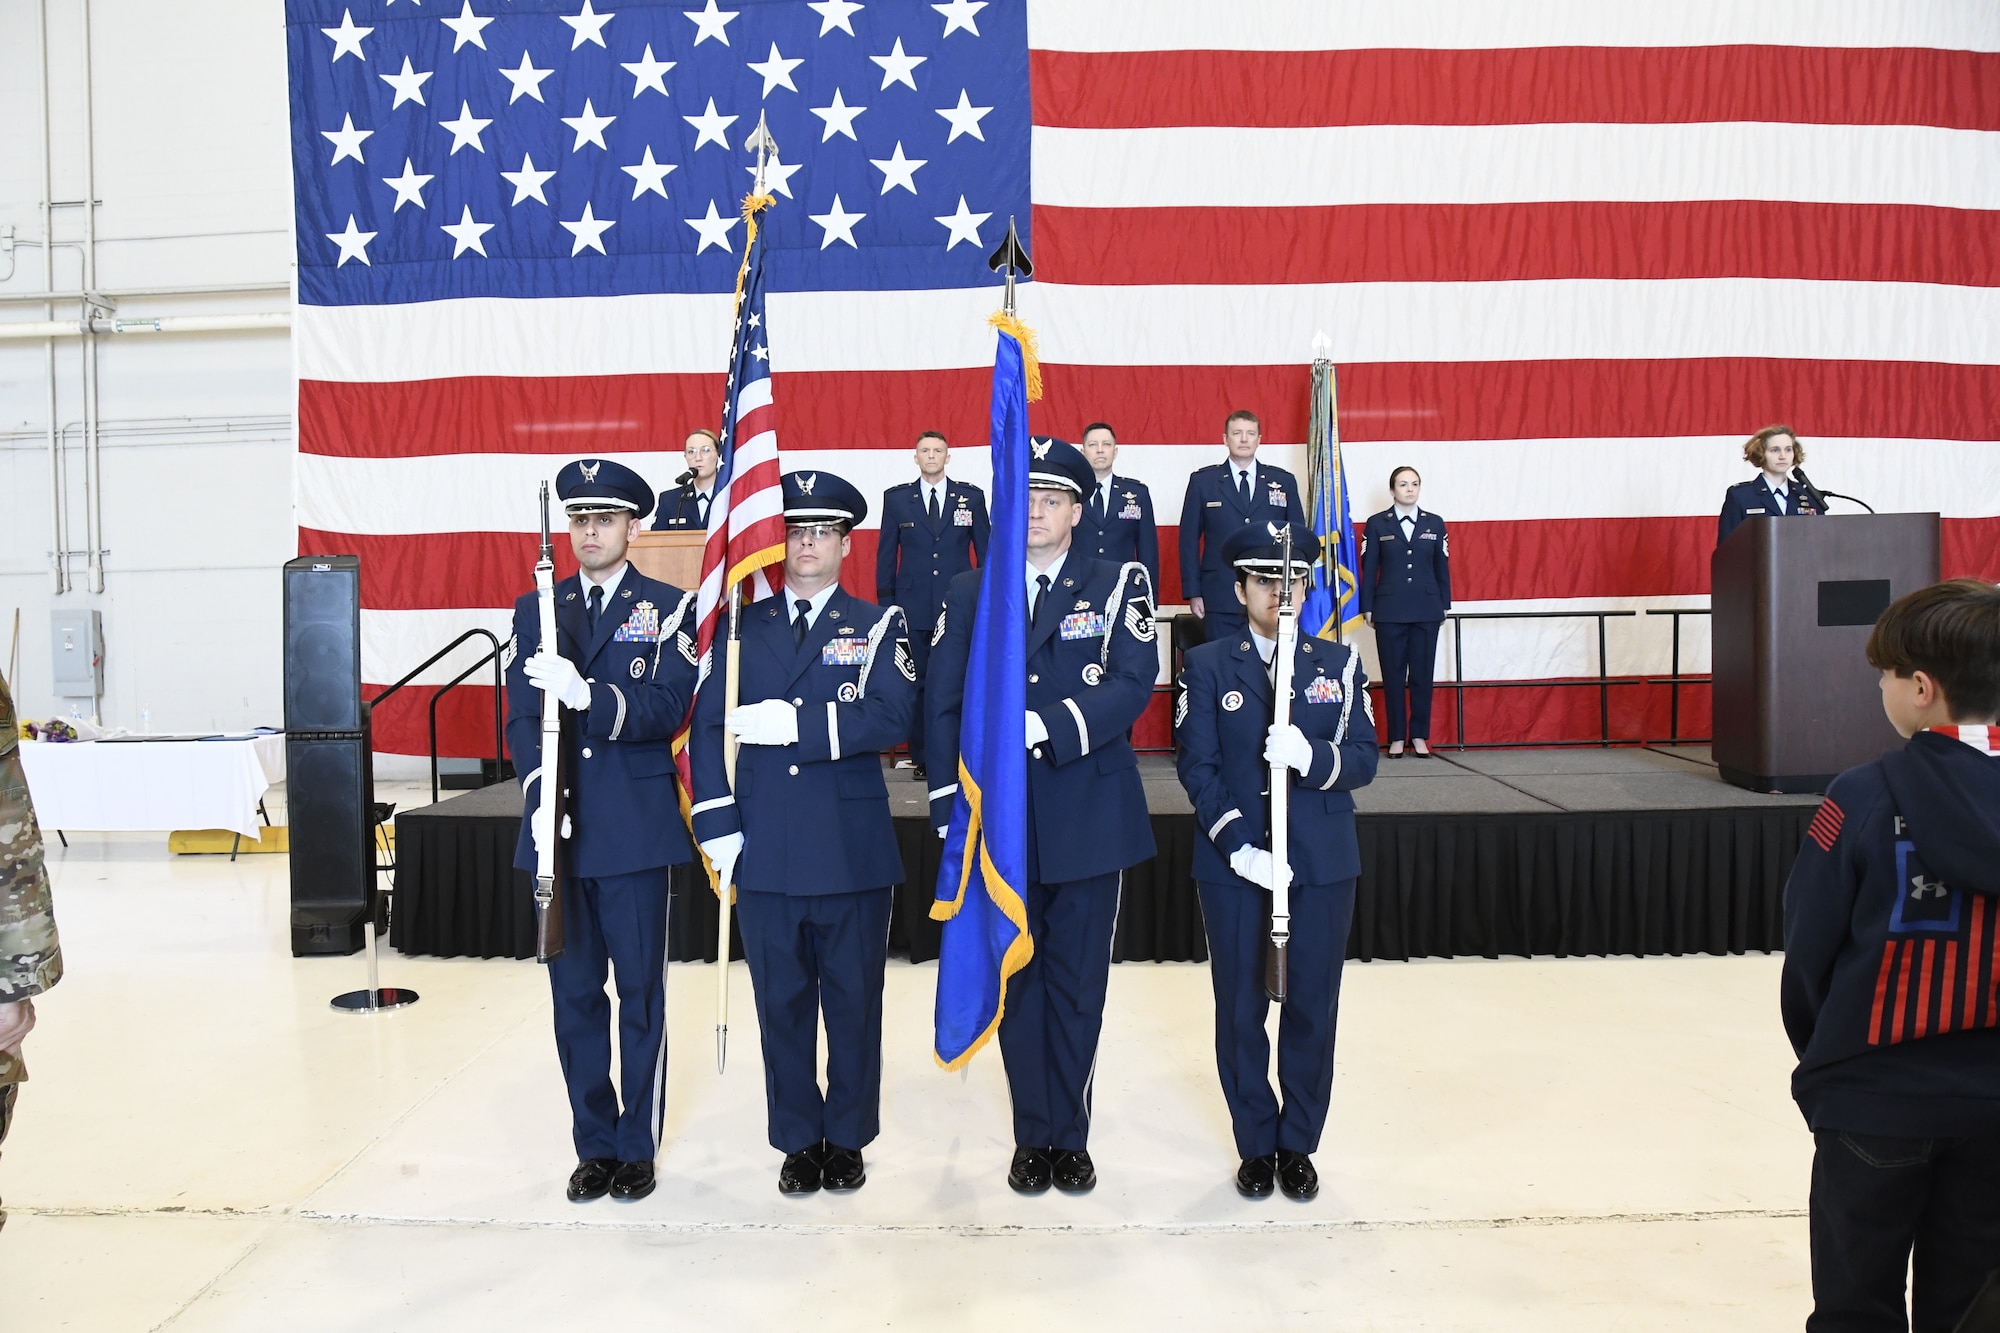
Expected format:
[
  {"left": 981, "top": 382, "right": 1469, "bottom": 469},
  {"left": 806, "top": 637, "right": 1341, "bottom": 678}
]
[
  {"left": 1059, "top": 610, "right": 1108, "bottom": 641},
  {"left": 822, "top": 638, "right": 870, "bottom": 666},
  {"left": 501, "top": 634, "right": 518, "bottom": 671},
  {"left": 629, "top": 658, "right": 646, "bottom": 679},
  {"left": 1267, "top": 485, "right": 1287, "bottom": 507},
  {"left": 613, "top": 601, "right": 660, "bottom": 642},
  {"left": 895, "top": 639, "right": 917, "bottom": 681},
  {"left": 1125, "top": 599, "right": 1156, "bottom": 643},
  {"left": 1222, "top": 690, "right": 1244, "bottom": 712},
  {"left": 931, "top": 607, "right": 948, "bottom": 647},
  {"left": 1119, "top": 499, "right": 1142, "bottom": 520},
  {"left": 1174, "top": 683, "right": 1190, "bottom": 727},
  {"left": 678, "top": 633, "right": 698, "bottom": 664},
  {"left": 837, "top": 682, "right": 859, "bottom": 703},
  {"left": 580, "top": 461, "right": 601, "bottom": 482},
  {"left": 953, "top": 504, "right": 973, "bottom": 526},
  {"left": 1304, "top": 676, "right": 1340, "bottom": 704},
  {"left": 1081, "top": 663, "right": 1102, "bottom": 686}
]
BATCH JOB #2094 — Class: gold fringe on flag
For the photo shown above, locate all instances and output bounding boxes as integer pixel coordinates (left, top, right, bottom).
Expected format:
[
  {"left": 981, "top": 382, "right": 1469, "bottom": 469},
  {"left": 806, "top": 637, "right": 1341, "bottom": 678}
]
[
  {"left": 732, "top": 192, "right": 776, "bottom": 309},
  {"left": 986, "top": 310, "right": 1043, "bottom": 403}
]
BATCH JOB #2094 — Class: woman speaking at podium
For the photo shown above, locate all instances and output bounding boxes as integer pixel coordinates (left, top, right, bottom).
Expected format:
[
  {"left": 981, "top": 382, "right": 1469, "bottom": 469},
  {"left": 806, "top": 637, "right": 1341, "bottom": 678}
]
[{"left": 1718, "top": 425, "right": 1822, "bottom": 545}]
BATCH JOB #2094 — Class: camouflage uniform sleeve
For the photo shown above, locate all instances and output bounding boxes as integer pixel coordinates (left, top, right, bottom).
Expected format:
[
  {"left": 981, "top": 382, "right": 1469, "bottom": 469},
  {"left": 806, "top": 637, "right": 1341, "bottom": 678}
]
[{"left": 1, "top": 674, "right": 61, "bottom": 1087}]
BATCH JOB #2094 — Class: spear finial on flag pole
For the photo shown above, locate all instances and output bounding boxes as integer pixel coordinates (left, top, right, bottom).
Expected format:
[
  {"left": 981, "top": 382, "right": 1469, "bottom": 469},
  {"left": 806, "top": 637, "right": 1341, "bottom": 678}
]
[
  {"left": 744, "top": 110, "right": 778, "bottom": 196},
  {"left": 985, "top": 219, "right": 1041, "bottom": 401},
  {"left": 988, "top": 215, "right": 1032, "bottom": 318}
]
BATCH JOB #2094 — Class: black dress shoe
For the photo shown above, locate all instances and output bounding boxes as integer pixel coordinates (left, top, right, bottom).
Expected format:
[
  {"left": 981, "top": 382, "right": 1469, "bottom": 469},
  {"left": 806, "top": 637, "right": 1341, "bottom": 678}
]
[
  {"left": 910, "top": 763, "right": 928, "bottom": 780},
  {"left": 1051, "top": 1148, "right": 1096, "bottom": 1193},
  {"left": 566, "top": 1157, "right": 617, "bottom": 1202},
  {"left": 822, "top": 1144, "right": 867, "bottom": 1192},
  {"left": 1235, "top": 1155, "right": 1277, "bottom": 1199},
  {"left": 1007, "top": 1146, "right": 1053, "bottom": 1194},
  {"left": 778, "top": 1142, "right": 827, "bottom": 1195},
  {"left": 609, "top": 1159, "right": 656, "bottom": 1202},
  {"left": 1277, "top": 1149, "right": 1319, "bottom": 1200}
]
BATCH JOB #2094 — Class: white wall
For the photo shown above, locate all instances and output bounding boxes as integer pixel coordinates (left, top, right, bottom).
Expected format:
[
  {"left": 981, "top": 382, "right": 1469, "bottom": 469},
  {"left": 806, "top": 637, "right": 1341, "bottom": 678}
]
[{"left": 0, "top": 0, "right": 296, "bottom": 732}]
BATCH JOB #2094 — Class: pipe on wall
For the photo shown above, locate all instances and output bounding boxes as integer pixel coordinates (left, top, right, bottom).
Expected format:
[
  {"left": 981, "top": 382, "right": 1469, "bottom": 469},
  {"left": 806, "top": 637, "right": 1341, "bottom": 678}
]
[
  {"left": 38, "top": 0, "right": 66, "bottom": 593},
  {"left": 0, "top": 312, "right": 293, "bottom": 340}
]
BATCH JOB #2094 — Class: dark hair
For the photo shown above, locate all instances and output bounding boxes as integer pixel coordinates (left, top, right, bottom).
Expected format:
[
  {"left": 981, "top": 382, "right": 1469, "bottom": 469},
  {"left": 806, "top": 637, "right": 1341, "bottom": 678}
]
[
  {"left": 1224, "top": 409, "right": 1259, "bottom": 431},
  {"left": 1743, "top": 425, "right": 1804, "bottom": 469},
  {"left": 1081, "top": 421, "right": 1116, "bottom": 443},
  {"left": 1389, "top": 465, "right": 1420, "bottom": 489},
  {"left": 916, "top": 430, "right": 948, "bottom": 447},
  {"left": 1866, "top": 579, "right": 2000, "bottom": 721}
]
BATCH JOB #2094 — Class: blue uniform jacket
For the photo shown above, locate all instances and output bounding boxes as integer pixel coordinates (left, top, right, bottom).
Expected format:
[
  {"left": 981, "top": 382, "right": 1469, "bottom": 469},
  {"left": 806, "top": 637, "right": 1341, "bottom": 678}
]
[
  {"left": 505, "top": 571, "right": 700, "bottom": 878},
  {"left": 1781, "top": 729, "right": 2000, "bottom": 1137},
  {"left": 1175, "top": 634, "right": 1379, "bottom": 888},
  {"left": 1358, "top": 508, "right": 1451, "bottom": 622},
  {"left": 926, "top": 557, "right": 1159, "bottom": 884},
  {"left": 690, "top": 589, "right": 915, "bottom": 896},
  {"left": 1716, "top": 477, "right": 1820, "bottom": 546},
  {"left": 874, "top": 479, "right": 989, "bottom": 628},
  {"left": 1177, "top": 462, "right": 1306, "bottom": 611},
  {"left": 1078, "top": 475, "right": 1160, "bottom": 592},
  {"left": 651, "top": 483, "right": 713, "bottom": 531}
]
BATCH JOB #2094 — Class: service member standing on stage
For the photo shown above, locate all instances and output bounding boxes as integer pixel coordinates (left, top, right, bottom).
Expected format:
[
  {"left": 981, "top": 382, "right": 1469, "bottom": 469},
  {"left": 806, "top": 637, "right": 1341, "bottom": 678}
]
[
  {"left": 1077, "top": 421, "right": 1160, "bottom": 592},
  {"left": 1717, "top": 424, "right": 1822, "bottom": 546},
  {"left": 877, "top": 431, "right": 988, "bottom": 779},
  {"left": 652, "top": 428, "right": 723, "bottom": 531},
  {"left": 1360, "top": 466, "right": 1450, "bottom": 758},
  {"left": 1178, "top": 410, "right": 1306, "bottom": 642},
  {"left": 506, "top": 459, "right": 700, "bottom": 1205},
  {"left": 1175, "top": 524, "right": 1379, "bottom": 1201},
  {"left": 693, "top": 470, "right": 915, "bottom": 1196},
  {"left": 927, "top": 438, "right": 1159, "bottom": 1195}
]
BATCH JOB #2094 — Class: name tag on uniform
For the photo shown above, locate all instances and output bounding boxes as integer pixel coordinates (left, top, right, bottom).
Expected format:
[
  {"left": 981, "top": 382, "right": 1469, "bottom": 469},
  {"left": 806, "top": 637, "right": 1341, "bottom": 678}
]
[
  {"left": 1059, "top": 610, "right": 1108, "bottom": 641},
  {"left": 899, "top": 520, "right": 917, "bottom": 529},
  {"left": 1304, "top": 677, "right": 1341, "bottom": 704},
  {"left": 822, "top": 638, "right": 871, "bottom": 666},
  {"left": 613, "top": 602, "right": 660, "bottom": 641},
  {"left": 1205, "top": 500, "right": 1222, "bottom": 508},
  {"left": 953, "top": 507, "right": 973, "bottom": 526}
]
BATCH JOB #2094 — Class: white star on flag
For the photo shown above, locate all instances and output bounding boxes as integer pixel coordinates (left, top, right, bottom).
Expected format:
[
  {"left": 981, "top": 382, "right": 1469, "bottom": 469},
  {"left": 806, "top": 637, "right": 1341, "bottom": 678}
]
[
  {"left": 751, "top": 343, "right": 769, "bottom": 361},
  {"left": 810, "top": 88, "right": 866, "bottom": 141},
  {"left": 441, "top": 205, "right": 496, "bottom": 257},
  {"left": 870, "top": 38, "right": 926, "bottom": 90},
  {"left": 439, "top": 102, "right": 493, "bottom": 154},
  {"left": 382, "top": 158, "right": 434, "bottom": 210},
  {"left": 683, "top": 97, "right": 737, "bottom": 150},
  {"left": 622, "top": 146, "right": 677, "bottom": 199},
  {"left": 562, "top": 100, "right": 616, "bottom": 151},
  {"left": 380, "top": 57, "right": 432, "bottom": 108},
  {"left": 684, "top": 0, "right": 738, "bottom": 47},
  {"left": 934, "top": 195, "right": 989, "bottom": 249},
  {"left": 326, "top": 215, "right": 376, "bottom": 266},
  {"left": 560, "top": 202, "right": 616, "bottom": 255},
  {"left": 809, "top": 195, "right": 865, "bottom": 249},
  {"left": 932, "top": 0, "right": 985, "bottom": 37},
  {"left": 936, "top": 89, "right": 992, "bottom": 142},
  {"left": 869, "top": 141, "right": 925, "bottom": 194},
  {"left": 685, "top": 200, "right": 738, "bottom": 253},
  {"left": 746, "top": 152, "right": 802, "bottom": 199},
  {"left": 807, "top": 0, "right": 863, "bottom": 36},
  {"left": 322, "top": 114, "right": 374, "bottom": 165},
  {"left": 321, "top": 9, "right": 373, "bottom": 62},
  {"left": 440, "top": 1, "right": 493, "bottom": 52},
  {"left": 622, "top": 45, "right": 674, "bottom": 97},
  {"left": 499, "top": 52, "right": 555, "bottom": 103},
  {"left": 501, "top": 153, "right": 556, "bottom": 205},
  {"left": 747, "top": 42, "right": 804, "bottom": 96},
  {"left": 561, "top": 0, "right": 615, "bottom": 50}
]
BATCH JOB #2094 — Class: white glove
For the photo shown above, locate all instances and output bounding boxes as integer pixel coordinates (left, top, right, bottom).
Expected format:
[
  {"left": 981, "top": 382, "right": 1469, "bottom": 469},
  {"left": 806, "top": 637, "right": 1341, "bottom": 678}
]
[
  {"left": 1024, "top": 710, "right": 1050, "bottom": 748},
  {"left": 0, "top": 999, "right": 35, "bottom": 1056},
  {"left": 1264, "top": 723, "right": 1314, "bottom": 775},
  {"left": 524, "top": 651, "right": 592, "bottom": 711},
  {"left": 1228, "top": 844, "right": 1293, "bottom": 893},
  {"left": 700, "top": 832, "right": 744, "bottom": 888},
  {"left": 936, "top": 826, "right": 948, "bottom": 841},
  {"left": 726, "top": 699, "right": 799, "bottom": 746}
]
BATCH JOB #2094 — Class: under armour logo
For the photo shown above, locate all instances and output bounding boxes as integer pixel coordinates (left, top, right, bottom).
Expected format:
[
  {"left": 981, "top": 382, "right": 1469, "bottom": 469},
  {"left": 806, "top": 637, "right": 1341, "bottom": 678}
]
[
  {"left": 1910, "top": 875, "right": 1950, "bottom": 900},
  {"left": 1031, "top": 438, "right": 1053, "bottom": 459},
  {"left": 580, "top": 461, "right": 601, "bottom": 482},
  {"left": 797, "top": 473, "right": 817, "bottom": 494}
]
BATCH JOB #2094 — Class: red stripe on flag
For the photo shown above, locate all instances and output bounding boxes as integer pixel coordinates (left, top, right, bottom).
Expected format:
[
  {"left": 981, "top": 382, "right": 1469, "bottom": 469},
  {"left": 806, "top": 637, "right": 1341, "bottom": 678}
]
[
  {"left": 1036, "top": 202, "right": 2000, "bottom": 287},
  {"left": 1869, "top": 940, "right": 1898, "bottom": 1046},
  {"left": 1916, "top": 938, "right": 1937, "bottom": 1038},
  {"left": 1030, "top": 46, "right": 2000, "bottom": 130},
  {"left": 1941, "top": 941, "right": 1959, "bottom": 1035}
]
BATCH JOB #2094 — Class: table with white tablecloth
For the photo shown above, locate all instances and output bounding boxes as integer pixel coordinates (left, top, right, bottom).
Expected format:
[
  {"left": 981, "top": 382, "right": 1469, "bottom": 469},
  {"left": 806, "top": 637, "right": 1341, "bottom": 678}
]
[{"left": 16, "top": 734, "right": 287, "bottom": 839}]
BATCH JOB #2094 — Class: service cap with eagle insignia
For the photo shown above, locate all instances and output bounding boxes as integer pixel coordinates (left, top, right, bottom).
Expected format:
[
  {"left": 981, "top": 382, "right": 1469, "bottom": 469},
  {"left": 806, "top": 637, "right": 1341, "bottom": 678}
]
[
  {"left": 782, "top": 469, "right": 868, "bottom": 527},
  {"left": 1220, "top": 521, "right": 1322, "bottom": 579},
  {"left": 1027, "top": 436, "right": 1094, "bottom": 497},
  {"left": 556, "top": 457, "right": 655, "bottom": 520}
]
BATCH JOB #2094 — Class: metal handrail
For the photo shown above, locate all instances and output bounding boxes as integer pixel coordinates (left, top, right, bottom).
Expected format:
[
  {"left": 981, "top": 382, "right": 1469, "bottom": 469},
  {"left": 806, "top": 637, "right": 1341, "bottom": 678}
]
[
  {"left": 1445, "top": 610, "right": 1636, "bottom": 748},
  {"left": 1642, "top": 607, "right": 1713, "bottom": 744},
  {"left": 368, "top": 629, "right": 505, "bottom": 798},
  {"left": 429, "top": 647, "right": 501, "bottom": 804}
]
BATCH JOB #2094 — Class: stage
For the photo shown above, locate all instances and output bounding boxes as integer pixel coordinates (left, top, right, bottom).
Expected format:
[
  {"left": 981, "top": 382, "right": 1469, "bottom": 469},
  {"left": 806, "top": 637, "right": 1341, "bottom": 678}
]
[{"left": 391, "top": 747, "right": 1821, "bottom": 964}]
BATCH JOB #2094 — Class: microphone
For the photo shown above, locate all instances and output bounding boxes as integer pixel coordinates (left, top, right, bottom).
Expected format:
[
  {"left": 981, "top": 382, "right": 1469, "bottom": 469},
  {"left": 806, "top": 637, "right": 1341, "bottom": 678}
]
[
  {"left": 1790, "top": 468, "right": 1832, "bottom": 514},
  {"left": 674, "top": 469, "right": 696, "bottom": 487}
]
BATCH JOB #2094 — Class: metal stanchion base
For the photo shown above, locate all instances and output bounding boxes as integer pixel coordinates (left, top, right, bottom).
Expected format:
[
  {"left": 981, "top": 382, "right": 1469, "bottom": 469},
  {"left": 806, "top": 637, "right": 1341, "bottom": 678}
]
[{"left": 330, "top": 986, "right": 419, "bottom": 1013}]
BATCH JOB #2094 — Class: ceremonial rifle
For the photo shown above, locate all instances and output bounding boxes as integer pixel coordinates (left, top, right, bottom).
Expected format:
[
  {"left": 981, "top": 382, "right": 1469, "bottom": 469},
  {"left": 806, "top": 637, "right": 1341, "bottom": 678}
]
[
  {"left": 531, "top": 482, "right": 567, "bottom": 961},
  {"left": 1265, "top": 524, "right": 1297, "bottom": 1002}
]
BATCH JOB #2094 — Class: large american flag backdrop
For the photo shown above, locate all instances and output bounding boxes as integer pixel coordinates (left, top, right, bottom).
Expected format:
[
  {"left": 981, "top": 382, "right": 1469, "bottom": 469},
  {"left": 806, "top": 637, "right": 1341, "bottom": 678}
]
[{"left": 287, "top": 1, "right": 2000, "bottom": 756}]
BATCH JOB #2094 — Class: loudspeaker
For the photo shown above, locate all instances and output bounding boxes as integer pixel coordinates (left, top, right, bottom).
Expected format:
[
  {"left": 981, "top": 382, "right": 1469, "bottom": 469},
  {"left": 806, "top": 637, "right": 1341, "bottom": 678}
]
[
  {"left": 287, "top": 731, "right": 373, "bottom": 956},
  {"left": 284, "top": 555, "right": 362, "bottom": 732}
]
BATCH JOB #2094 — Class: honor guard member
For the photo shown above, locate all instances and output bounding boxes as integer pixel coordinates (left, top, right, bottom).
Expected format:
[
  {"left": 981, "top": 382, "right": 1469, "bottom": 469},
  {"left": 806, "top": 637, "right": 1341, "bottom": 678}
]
[
  {"left": 876, "top": 431, "right": 989, "bottom": 779},
  {"left": 1177, "top": 409, "right": 1306, "bottom": 642},
  {"left": 506, "top": 458, "right": 700, "bottom": 1205},
  {"left": 927, "top": 437, "right": 1159, "bottom": 1196},
  {"left": 1175, "top": 524, "right": 1379, "bottom": 1201},
  {"left": 1076, "top": 421, "right": 1160, "bottom": 592},
  {"left": 1359, "top": 467, "right": 1451, "bottom": 758},
  {"left": 1718, "top": 424, "right": 1821, "bottom": 546},
  {"left": 692, "top": 470, "right": 915, "bottom": 1197},
  {"left": 652, "top": 428, "right": 723, "bottom": 530}
]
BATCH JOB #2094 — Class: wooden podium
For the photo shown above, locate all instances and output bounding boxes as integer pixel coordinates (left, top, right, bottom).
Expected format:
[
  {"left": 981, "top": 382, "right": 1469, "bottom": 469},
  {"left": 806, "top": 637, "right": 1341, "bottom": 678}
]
[
  {"left": 628, "top": 531, "right": 705, "bottom": 590},
  {"left": 1710, "top": 512, "right": 1939, "bottom": 794}
]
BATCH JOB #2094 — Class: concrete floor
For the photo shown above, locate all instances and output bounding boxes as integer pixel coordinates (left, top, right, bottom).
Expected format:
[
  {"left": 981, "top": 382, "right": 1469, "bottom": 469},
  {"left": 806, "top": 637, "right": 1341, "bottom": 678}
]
[{"left": 0, "top": 797, "right": 1815, "bottom": 1331}]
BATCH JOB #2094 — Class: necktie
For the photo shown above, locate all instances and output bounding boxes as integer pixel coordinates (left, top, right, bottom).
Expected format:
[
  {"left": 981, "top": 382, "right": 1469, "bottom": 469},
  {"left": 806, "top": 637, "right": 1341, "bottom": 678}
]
[
  {"left": 928, "top": 488, "right": 940, "bottom": 524},
  {"left": 696, "top": 492, "right": 708, "bottom": 524},
  {"left": 1032, "top": 574, "right": 1051, "bottom": 625},
  {"left": 1091, "top": 485, "right": 1106, "bottom": 523},
  {"left": 1401, "top": 514, "right": 1416, "bottom": 539},
  {"left": 1236, "top": 469, "right": 1250, "bottom": 503},
  {"left": 588, "top": 584, "right": 604, "bottom": 626},
  {"left": 793, "top": 598, "right": 811, "bottom": 647}
]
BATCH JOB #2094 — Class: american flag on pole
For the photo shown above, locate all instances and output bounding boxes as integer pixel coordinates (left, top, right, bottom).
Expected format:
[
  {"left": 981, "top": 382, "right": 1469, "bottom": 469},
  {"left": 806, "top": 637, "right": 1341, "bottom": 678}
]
[{"left": 288, "top": 2, "right": 2000, "bottom": 755}]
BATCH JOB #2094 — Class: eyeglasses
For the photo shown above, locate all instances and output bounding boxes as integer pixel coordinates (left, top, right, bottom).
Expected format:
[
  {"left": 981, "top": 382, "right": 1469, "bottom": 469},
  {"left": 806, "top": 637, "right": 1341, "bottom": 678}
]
[{"left": 786, "top": 524, "right": 844, "bottom": 544}]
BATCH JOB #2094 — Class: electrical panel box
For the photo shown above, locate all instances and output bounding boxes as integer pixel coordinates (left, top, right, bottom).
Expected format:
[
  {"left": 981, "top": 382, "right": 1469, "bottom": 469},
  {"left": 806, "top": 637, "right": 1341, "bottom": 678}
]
[{"left": 51, "top": 609, "right": 103, "bottom": 699}]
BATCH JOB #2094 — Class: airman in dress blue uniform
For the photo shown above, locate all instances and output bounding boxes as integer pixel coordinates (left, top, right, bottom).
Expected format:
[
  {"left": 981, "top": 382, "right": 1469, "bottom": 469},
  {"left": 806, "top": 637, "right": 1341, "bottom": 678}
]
[
  {"left": 692, "top": 470, "right": 915, "bottom": 1197},
  {"left": 1076, "top": 421, "right": 1160, "bottom": 591},
  {"left": 1718, "top": 426, "right": 1821, "bottom": 546},
  {"left": 926, "top": 437, "right": 1159, "bottom": 1196},
  {"left": 652, "top": 428, "right": 722, "bottom": 531},
  {"left": 1177, "top": 410, "right": 1307, "bottom": 642},
  {"left": 1176, "top": 524, "right": 1379, "bottom": 1201},
  {"left": 1359, "top": 467, "right": 1451, "bottom": 756},
  {"left": 875, "top": 432, "right": 989, "bottom": 778},
  {"left": 506, "top": 458, "right": 700, "bottom": 1205}
]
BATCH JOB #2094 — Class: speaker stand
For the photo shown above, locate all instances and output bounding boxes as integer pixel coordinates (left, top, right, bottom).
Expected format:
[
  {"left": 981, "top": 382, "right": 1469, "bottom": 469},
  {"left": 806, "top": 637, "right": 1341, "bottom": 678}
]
[{"left": 330, "top": 919, "right": 419, "bottom": 1014}]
